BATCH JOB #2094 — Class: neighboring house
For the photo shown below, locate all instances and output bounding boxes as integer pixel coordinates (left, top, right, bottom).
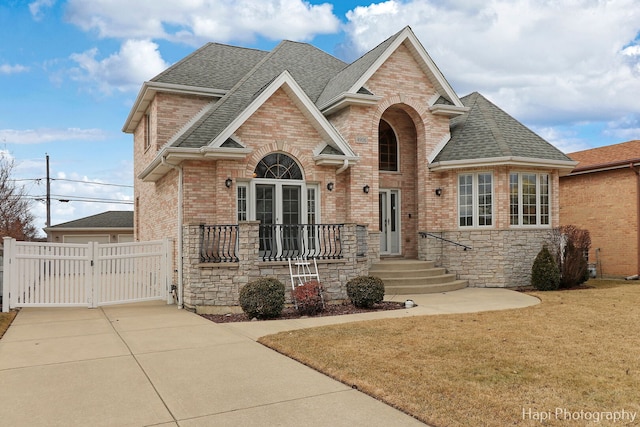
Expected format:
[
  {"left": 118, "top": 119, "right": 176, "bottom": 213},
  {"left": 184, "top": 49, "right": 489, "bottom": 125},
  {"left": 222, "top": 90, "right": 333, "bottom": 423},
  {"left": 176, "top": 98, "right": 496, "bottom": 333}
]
[
  {"left": 44, "top": 211, "right": 134, "bottom": 244},
  {"left": 560, "top": 140, "right": 640, "bottom": 278},
  {"left": 124, "top": 26, "right": 576, "bottom": 311}
]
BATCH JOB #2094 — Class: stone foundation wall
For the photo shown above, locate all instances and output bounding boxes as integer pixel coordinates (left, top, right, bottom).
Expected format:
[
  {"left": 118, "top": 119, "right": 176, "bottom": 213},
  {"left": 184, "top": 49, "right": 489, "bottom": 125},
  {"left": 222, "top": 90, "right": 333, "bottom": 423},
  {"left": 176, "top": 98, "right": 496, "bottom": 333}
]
[
  {"left": 182, "top": 222, "right": 371, "bottom": 312},
  {"left": 419, "top": 229, "right": 552, "bottom": 288}
]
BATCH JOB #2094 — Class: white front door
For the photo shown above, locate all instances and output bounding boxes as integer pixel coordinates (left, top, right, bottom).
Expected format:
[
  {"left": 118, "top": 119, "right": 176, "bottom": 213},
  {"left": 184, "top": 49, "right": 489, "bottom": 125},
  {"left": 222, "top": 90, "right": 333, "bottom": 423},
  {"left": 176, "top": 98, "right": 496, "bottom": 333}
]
[{"left": 379, "top": 189, "right": 400, "bottom": 255}]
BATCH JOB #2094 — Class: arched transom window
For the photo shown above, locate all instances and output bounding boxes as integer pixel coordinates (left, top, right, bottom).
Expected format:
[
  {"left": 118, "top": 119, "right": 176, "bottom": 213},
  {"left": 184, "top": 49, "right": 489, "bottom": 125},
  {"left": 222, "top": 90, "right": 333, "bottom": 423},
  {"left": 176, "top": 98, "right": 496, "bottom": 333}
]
[
  {"left": 378, "top": 119, "right": 398, "bottom": 171},
  {"left": 254, "top": 153, "right": 303, "bottom": 180}
]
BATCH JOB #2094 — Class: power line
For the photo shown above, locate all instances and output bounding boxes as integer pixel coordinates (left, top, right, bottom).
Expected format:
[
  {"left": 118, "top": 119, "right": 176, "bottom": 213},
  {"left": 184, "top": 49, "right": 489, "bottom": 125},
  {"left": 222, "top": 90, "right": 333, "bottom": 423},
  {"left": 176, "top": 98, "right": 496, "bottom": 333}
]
[
  {"left": 22, "top": 195, "right": 134, "bottom": 205},
  {"left": 8, "top": 177, "right": 133, "bottom": 188},
  {"left": 52, "top": 178, "right": 133, "bottom": 188}
]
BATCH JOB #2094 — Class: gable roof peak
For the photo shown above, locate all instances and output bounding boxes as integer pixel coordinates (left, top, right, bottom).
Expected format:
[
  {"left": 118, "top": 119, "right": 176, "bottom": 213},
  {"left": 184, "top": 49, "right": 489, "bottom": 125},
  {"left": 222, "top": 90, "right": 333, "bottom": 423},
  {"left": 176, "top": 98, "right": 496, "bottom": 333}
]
[{"left": 316, "top": 25, "right": 463, "bottom": 110}]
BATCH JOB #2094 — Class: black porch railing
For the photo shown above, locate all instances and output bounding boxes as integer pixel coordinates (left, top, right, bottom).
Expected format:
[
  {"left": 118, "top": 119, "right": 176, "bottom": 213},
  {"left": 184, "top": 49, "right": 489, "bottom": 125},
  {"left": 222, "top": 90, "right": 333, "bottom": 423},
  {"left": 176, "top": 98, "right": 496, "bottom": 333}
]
[
  {"left": 259, "top": 224, "right": 343, "bottom": 261},
  {"left": 200, "top": 225, "right": 239, "bottom": 263},
  {"left": 419, "top": 231, "right": 472, "bottom": 251}
]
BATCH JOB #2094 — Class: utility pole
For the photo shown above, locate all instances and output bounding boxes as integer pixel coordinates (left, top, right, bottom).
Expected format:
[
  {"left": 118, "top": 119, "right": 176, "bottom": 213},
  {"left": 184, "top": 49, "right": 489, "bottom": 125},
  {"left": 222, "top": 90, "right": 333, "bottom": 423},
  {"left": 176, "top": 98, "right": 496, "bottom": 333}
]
[{"left": 46, "top": 153, "right": 51, "bottom": 229}]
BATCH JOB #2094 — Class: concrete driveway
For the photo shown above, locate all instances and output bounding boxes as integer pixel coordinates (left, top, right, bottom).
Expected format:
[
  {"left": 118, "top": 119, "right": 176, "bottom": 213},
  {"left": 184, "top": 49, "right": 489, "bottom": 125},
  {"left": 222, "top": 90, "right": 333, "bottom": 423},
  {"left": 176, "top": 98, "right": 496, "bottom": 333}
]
[{"left": 0, "top": 288, "right": 539, "bottom": 426}]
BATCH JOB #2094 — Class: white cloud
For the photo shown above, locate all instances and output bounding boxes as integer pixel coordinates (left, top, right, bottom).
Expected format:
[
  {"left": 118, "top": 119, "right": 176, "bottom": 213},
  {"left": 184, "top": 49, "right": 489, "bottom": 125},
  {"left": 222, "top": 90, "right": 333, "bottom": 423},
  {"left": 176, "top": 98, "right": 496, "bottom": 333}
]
[
  {"left": 0, "top": 128, "right": 108, "bottom": 144},
  {"left": 604, "top": 115, "right": 640, "bottom": 141},
  {"left": 29, "top": 0, "right": 55, "bottom": 21},
  {"left": 0, "top": 64, "right": 29, "bottom": 74},
  {"left": 342, "top": 0, "right": 640, "bottom": 130},
  {"left": 64, "top": 0, "right": 340, "bottom": 45},
  {"left": 530, "top": 126, "right": 591, "bottom": 154},
  {"left": 70, "top": 39, "right": 169, "bottom": 94}
]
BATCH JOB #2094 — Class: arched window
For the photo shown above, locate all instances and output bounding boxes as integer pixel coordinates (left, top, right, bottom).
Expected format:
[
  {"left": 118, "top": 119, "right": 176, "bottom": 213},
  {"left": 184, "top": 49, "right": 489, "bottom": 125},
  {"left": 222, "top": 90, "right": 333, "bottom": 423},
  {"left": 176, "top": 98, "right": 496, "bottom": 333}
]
[
  {"left": 254, "top": 153, "right": 302, "bottom": 180},
  {"left": 379, "top": 120, "right": 398, "bottom": 171}
]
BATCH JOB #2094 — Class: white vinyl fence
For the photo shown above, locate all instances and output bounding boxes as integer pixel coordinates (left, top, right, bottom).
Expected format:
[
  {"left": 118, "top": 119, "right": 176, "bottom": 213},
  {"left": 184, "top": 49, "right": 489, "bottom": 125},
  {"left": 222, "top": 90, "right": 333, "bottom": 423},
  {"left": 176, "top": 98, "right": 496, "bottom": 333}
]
[{"left": 2, "top": 238, "right": 173, "bottom": 312}]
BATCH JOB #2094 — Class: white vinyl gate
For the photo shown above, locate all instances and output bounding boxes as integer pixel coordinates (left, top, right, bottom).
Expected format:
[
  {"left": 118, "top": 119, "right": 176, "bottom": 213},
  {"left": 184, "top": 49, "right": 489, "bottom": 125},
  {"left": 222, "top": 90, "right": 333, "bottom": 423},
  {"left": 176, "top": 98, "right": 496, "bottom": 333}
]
[{"left": 2, "top": 238, "right": 172, "bottom": 312}]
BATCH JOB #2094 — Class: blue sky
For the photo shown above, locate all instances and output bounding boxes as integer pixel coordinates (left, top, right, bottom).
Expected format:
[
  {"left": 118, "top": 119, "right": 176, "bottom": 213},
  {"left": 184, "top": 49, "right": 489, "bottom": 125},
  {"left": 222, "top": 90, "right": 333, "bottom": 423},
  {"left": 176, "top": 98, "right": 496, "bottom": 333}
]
[{"left": 1, "top": 0, "right": 639, "bottom": 236}]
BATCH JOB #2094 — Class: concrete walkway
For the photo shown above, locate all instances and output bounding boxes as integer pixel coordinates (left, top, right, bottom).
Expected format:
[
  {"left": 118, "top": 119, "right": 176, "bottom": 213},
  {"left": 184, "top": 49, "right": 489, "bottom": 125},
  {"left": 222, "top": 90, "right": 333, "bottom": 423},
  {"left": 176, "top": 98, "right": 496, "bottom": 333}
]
[{"left": 0, "top": 288, "right": 539, "bottom": 426}]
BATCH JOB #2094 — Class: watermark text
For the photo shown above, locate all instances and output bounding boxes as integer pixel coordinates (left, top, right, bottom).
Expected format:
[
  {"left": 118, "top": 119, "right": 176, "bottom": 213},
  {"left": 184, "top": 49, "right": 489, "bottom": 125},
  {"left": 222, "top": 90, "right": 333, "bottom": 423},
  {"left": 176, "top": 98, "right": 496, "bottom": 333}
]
[{"left": 522, "top": 407, "right": 637, "bottom": 423}]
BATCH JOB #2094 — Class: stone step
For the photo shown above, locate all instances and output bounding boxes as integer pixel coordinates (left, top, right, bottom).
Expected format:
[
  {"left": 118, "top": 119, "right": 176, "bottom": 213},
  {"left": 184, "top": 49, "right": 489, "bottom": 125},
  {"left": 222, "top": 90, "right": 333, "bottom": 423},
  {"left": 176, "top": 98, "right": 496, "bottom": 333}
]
[
  {"left": 379, "top": 274, "right": 458, "bottom": 287},
  {"left": 369, "top": 259, "right": 436, "bottom": 271},
  {"left": 384, "top": 280, "right": 468, "bottom": 295},
  {"left": 369, "top": 267, "right": 447, "bottom": 279},
  {"left": 371, "top": 259, "right": 467, "bottom": 295}
]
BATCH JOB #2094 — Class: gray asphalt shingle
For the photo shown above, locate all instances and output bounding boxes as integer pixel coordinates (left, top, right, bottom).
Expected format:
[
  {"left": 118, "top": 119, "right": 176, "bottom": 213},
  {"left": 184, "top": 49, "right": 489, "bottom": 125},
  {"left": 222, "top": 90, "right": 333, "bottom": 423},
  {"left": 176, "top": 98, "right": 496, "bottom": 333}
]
[
  {"left": 146, "top": 28, "right": 568, "bottom": 166},
  {"left": 170, "top": 40, "right": 347, "bottom": 149},
  {"left": 434, "top": 92, "right": 572, "bottom": 163},
  {"left": 48, "top": 211, "right": 133, "bottom": 229}
]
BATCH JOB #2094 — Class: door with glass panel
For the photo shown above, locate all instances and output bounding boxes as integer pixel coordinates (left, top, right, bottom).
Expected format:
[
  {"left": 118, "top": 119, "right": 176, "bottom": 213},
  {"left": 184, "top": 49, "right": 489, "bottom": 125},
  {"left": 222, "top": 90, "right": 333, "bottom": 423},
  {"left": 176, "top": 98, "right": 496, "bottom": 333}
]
[
  {"left": 255, "top": 183, "right": 304, "bottom": 258},
  {"left": 379, "top": 189, "right": 400, "bottom": 255}
]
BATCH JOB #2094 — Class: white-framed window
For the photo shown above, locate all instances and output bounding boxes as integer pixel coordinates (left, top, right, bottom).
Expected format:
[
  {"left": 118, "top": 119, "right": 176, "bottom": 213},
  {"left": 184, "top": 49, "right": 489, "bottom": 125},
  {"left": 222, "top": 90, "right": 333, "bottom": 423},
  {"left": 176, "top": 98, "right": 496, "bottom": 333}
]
[
  {"left": 510, "top": 172, "right": 550, "bottom": 226},
  {"left": 144, "top": 112, "right": 151, "bottom": 150},
  {"left": 237, "top": 183, "right": 248, "bottom": 222},
  {"left": 458, "top": 173, "right": 493, "bottom": 228}
]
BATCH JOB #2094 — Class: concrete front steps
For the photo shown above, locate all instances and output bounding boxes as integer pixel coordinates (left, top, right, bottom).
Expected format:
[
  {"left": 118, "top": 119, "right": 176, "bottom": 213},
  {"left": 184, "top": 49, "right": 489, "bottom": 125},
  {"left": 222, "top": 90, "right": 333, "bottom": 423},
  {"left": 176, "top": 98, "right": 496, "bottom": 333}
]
[{"left": 370, "top": 259, "right": 467, "bottom": 295}]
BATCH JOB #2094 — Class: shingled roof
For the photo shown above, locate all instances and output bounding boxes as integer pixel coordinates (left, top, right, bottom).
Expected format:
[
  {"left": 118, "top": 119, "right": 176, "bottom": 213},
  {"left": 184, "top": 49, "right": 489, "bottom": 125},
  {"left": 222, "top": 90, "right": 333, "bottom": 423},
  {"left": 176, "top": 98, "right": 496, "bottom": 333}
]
[
  {"left": 168, "top": 40, "right": 348, "bottom": 149},
  {"left": 47, "top": 211, "right": 133, "bottom": 230},
  {"left": 151, "top": 43, "right": 269, "bottom": 91},
  {"left": 433, "top": 92, "right": 573, "bottom": 164},
  {"left": 568, "top": 140, "right": 640, "bottom": 173},
  {"left": 316, "top": 30, "right": 400, "bottom": 108}
]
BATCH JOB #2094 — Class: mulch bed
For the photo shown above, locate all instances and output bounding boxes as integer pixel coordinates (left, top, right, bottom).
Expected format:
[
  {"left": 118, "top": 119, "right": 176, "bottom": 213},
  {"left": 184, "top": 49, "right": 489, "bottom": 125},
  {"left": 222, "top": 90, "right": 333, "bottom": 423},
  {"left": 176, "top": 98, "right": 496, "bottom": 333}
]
[{"left": 200, "top": 301, "right": 407, "bottom": 323}]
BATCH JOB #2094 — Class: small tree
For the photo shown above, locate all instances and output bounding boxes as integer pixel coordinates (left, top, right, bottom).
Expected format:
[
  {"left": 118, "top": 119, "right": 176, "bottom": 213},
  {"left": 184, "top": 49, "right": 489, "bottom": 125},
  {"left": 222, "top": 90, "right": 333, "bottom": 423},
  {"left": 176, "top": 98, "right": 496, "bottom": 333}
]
[
  {"left": 0, "top": 153, "right": 38, "bottom": 241},
  {"left": 548, "top": 225, "right": 591, "bottom": 288},
  {"left": 531, "top": 246, "right": 561, "bottom": 291}
]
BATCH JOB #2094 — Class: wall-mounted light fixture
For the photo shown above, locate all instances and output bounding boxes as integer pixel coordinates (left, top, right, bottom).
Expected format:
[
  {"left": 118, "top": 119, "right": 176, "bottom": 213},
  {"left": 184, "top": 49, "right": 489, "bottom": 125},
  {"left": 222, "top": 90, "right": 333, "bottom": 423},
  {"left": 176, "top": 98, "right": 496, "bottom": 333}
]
[
  {"left": 327, "top": 182, "right": 334, "bottom": 191},
  {"left": 225, "top": 177, "right": 233, "bottom": 188},
  {"left": 363, "top": 185, "right": 370, "bottom": 194},
  {"left": 435, "top": 187, "right": 442, "bottom": 196}
]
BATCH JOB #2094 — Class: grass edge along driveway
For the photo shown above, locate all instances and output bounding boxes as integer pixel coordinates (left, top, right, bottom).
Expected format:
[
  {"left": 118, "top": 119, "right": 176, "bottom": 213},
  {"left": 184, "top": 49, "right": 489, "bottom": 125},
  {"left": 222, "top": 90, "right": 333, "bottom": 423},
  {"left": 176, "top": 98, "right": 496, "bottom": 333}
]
[{"left": 260, "top": 280, "right": 640, "bottom": 427}]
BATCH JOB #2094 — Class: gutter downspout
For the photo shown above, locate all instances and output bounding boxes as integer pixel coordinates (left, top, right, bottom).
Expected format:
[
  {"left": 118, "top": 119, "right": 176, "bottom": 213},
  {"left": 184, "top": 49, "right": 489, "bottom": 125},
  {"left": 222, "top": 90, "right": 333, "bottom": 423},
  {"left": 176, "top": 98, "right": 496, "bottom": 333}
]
[
  {"left": 336, "top": 158, "right": 349, "bottom": 175},
  {"left": 632, "top": 163, "right": 640, "bottom": 276},
  {"left": 162, "top": 156, "right": 184, "bottom": 308}
]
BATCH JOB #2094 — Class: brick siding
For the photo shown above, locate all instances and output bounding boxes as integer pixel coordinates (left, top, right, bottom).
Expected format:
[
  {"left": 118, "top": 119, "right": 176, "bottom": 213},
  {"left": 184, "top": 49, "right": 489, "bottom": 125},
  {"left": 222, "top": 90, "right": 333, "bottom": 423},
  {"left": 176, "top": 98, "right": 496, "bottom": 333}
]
[{"left": 560, "top": 168, "right": 639, "bottom": 277}]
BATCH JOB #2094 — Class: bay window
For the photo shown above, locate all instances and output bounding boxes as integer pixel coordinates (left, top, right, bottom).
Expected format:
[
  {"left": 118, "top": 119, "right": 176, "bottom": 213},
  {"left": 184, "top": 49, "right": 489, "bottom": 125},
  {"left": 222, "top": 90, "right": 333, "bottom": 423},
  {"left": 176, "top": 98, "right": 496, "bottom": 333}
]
[
  {"left": 510, "top": 172, "right": 550, "bottom": 226},
  {"left": 458, "top": 173, "right": 493, "bottom": 227}
]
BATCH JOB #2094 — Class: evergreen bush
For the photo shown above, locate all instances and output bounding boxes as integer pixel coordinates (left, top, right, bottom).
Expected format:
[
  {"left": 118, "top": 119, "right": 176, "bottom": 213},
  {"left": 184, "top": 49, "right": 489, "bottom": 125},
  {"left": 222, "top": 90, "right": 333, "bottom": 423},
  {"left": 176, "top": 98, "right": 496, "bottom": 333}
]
[
  {"left": 531, "top": 246, "right": 561, "bottom": 291},
  {"left": 346, "top": 276, "right": 385, "bottom": 308},
  {"left": 239, "top": 277, "right": 285, "bottom": 319}
]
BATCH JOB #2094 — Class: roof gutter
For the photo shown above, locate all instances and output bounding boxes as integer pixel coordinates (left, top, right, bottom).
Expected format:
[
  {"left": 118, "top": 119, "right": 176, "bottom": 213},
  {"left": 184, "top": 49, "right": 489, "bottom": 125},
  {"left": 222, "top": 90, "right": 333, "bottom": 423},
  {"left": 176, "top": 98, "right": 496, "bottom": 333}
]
[
  {"left": 161, "top": 156, "right": 184, "bottom": 309},
  {"left": 569, "top": 158, "right": 640, "bottom": 175},
  {"left": 429, "top": 156, "right": 578, "bottom": 176},
  {"left": 139, "top": 146, "right": 251, "bottom": 182}
]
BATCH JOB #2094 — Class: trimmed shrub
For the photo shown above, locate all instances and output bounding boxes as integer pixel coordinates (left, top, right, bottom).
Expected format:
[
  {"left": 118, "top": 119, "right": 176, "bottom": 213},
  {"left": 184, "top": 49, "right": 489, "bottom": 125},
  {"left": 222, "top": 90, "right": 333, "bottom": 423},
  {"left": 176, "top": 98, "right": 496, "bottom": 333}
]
[
  {"left": 346, "top": 276, "right": 385, "bottom": 308},
  {"left": 531, "top": 246, "right": 561, "bottom": 291},
  {"left": 292, "top": 280, "right": 324, "bottom": 316},
  {"left": 239, "top": 278, "right": 285, "bottom": 319}
]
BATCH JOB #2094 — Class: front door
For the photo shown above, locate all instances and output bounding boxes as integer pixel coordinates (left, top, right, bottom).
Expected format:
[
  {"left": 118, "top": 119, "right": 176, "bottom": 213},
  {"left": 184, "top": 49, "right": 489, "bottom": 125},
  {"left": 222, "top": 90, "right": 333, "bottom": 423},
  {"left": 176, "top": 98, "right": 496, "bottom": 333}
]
[
  {"left": 379, "top": 189, "right": 400, "bottom": 255},
  {"left": 256, "top": 183, "right": 302, "bottom": 258}
]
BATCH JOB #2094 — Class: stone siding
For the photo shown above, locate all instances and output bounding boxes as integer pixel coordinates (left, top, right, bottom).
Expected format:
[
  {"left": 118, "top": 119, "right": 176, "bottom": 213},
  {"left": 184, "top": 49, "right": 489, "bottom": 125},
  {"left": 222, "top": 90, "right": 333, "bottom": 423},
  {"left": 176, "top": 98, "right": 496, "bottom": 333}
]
[
  {"left": 182, "top": 223, "right": 371, "bottom": 312},
  {"left": 420, "top": 229, "right": 553, "bottom": 288}
]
